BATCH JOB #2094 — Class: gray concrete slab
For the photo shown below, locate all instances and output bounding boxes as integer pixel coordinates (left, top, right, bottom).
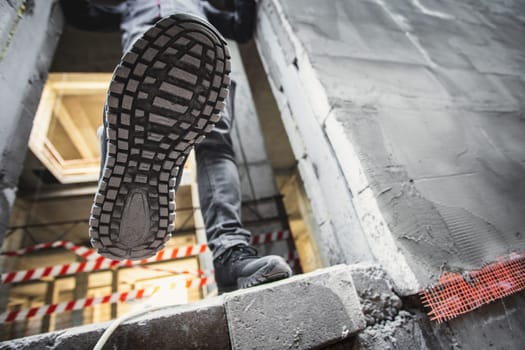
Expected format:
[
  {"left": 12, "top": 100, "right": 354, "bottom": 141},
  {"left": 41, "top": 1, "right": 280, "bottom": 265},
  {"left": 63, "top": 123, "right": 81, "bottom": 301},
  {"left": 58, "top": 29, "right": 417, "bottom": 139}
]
[
  {"left": 254, "top": 0, "right": 525, "bottom": 293},
  {"left": 224, "top": 265, "right": 365, "bottom": 350},
  {"left": 1, "top": 265, "right": 366, "bottom": 349},
  {"left": 0, "top": 297, "right": 230, "bottom": 350}
]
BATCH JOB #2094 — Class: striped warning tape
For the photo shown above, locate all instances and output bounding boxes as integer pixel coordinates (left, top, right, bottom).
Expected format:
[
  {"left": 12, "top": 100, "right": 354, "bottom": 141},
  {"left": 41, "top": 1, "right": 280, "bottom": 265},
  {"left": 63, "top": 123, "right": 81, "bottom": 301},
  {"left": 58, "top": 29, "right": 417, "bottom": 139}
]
[
  {"left": 1, "top": 245, "right": 300, "bottom": 285},
  {"left": 251, "top": 230, "right": 290, "bottom": 245},
  {"left": 0, "top": 254, "right": 300, "bottom": 322},
  {"left": 137, "top": 251, "right": 300, "bottom": 276},
  {"left": 1, "top": 244, "right": 208, "bottom": 284},
  {"left": 1, "top": 230, "right": 291, "bottom": 258},
  {"left": 0, "top": 276, "right": 212, "bottom": 323},
  {"left": 0, "top": 251, "right": 301, "bottom": 323},
  {"left": 1, "top": 240, "right": 96, "bottom": 259}
]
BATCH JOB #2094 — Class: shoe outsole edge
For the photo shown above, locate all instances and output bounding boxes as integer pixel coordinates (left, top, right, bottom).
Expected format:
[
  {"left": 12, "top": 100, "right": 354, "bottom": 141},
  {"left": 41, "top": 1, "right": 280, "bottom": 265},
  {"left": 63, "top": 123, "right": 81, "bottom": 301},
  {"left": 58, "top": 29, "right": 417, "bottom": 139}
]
[
  {"left": 89, "top": 14, "right": 231, "bottom": 261},
  {"left": 235, "top": 257, "right": 293, "bottom": 292}
]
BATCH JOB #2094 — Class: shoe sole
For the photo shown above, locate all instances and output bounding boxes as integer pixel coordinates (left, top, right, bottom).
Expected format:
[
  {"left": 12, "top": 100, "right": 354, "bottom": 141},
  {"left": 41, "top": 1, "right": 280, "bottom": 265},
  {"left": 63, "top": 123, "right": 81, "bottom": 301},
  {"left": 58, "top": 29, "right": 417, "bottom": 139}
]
[{"left": 89, "top": 14, "right": 231, "bottom": 260}]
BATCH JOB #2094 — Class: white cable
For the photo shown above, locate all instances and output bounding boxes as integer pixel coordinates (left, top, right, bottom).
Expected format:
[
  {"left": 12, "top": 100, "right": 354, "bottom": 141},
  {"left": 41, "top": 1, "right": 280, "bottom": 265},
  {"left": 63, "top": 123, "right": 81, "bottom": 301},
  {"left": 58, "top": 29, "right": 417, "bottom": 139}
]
[{"left": 92, "top": 303, "right": 180, "bottom": 350}]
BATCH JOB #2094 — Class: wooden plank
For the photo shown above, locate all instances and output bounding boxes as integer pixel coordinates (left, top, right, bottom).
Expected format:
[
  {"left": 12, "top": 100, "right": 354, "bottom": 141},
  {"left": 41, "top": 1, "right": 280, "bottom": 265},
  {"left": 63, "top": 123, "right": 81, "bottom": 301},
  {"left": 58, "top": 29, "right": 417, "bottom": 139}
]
[{"left": 53, "top": 98, "right": 96, "bottom": 159}]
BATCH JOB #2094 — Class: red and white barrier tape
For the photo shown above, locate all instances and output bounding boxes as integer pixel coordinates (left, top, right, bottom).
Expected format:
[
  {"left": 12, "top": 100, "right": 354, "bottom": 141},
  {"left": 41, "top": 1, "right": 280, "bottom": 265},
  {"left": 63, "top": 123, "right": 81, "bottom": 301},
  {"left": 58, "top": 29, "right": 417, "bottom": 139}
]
[
  {"left": 1, "top": 240, "right": 96, "bottom": 259},
  {"left": 0, "top": 252, "right": 300, "bottom": 323},
  {"left": 0, "top": 277, "right": 212, "bottom": 323},
  {"left": 251, "top": 230, "right": 290, "bottom": 245},
  {"left": 1, "top": 244, "right": 208, "bottom": 284},
  {"left": 0, "top": 253, "right": 300, "bottom": 321},
  {"left": 0, "top": 229, "right": 298, "bottom": 284},
  {"left": 1, "top": 244, "right": 299, "bottom": 284},
  {"left": 1, "top": 230, "right": 291, "bottom": 259}
]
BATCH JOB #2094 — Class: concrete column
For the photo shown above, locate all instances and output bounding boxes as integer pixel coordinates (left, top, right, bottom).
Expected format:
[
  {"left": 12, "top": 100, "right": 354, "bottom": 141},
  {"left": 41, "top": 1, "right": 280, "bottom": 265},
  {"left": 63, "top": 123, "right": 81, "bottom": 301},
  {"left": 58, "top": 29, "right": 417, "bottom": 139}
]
[
  {"left": 110, "top": 269, "right": 118, "bottom": 319},
  {"left": 228, "top": 40, "right": 278, "bottom": 203},
  {"left": 0, "top": 200, "right": 29, "bottom": 337},
  {"left": 0, "top": 0, "right": 63, "bottom": 243},
  {"left": 253, "top": 0, "right": 373, "bottom": 268},
  {"left": 71, "top": 272, "right": 88, "bottom": 326},
  {"left": 189, "top": 154, "right": 214, "bottom": 296},
  {"left": 41, "top": 279, "right": 57, "bottom": 333},
  {"left": 228, "top": 40, "right": 290, "bottom": 257}
]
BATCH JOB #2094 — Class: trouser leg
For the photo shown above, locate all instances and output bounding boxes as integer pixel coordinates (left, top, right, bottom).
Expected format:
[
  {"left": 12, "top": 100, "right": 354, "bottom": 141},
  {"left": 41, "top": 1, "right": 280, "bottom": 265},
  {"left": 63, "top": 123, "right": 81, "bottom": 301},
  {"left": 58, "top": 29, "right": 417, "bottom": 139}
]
[{"left": 195, "top": 82, "right": 251, "bottom": 259}]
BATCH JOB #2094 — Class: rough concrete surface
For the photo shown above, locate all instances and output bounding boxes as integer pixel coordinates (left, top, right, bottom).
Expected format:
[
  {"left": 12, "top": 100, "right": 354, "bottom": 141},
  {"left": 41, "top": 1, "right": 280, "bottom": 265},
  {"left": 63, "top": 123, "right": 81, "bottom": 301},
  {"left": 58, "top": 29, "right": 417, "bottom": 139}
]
[
  {"left": 0, "top": 0, "right": 25, "bottom": 59},
  {"left": 331, "top": 264, "right": 525, "bottom": 350},
  {"left": 255, "top": 0, "right": 374, "bottom": 268},
  {"left": 225, "top": 265, "right": 365, "bottom": 350},
  {"left": 254, "top": 0, "right": 525, "bottom": 294},
  {"left": 0, "top": 297, "right": 231, "bottom": 350},
  {"left": 422, "top": 292, "right": 525, "bottom": 350},
  {"left": 346, "top": 264, "right": 430, "bottom": 350},
  {"left": 0, "top": 0, "right": 62, "bottom": 243}
]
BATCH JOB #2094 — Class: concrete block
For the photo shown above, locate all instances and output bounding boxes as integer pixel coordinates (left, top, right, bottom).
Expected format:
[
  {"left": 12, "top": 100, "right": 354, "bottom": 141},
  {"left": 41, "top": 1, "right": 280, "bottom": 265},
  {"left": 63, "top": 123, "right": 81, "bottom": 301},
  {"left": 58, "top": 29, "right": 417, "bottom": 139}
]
[
  {"left": 326, "top": 264, "right": 431, "bottom": 350},
  {"left": 0, "top": 297, "right": 230, "bottom": 350},
  {"left": 224, "top": 265, "right": 366, "bottom": 350}
]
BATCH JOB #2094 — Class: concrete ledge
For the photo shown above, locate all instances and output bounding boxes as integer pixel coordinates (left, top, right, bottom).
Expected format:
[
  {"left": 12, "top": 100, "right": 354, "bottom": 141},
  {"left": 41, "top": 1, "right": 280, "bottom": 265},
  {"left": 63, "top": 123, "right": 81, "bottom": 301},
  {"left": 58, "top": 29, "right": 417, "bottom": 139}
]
[
  {"left": 0, "top": 297, "right": 230, "bottom": 350},
  {"left": 0, "top": 266, "right": 365, "bottom": 349},
  {"left": 225, "top": 265, "right": 365, "bottom": 350}
]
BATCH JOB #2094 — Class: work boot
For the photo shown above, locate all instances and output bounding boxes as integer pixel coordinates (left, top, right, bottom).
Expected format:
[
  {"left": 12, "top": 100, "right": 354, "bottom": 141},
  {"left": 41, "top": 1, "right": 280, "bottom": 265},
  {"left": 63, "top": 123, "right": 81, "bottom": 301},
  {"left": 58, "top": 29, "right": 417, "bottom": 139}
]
[
  {"left": 214, "top": 245, "right": 293, "bottom": 293},
  {"left": 89, "top": 14, "right": 231, "bottom": 260}
]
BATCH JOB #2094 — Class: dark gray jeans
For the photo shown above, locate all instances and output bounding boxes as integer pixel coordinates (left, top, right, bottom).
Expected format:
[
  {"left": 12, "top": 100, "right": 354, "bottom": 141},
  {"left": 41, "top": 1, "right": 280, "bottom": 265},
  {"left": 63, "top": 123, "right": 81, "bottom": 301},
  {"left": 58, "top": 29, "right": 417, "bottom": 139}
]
[{"left": 101, "top": 1, "right": 252, "bottom": 259}]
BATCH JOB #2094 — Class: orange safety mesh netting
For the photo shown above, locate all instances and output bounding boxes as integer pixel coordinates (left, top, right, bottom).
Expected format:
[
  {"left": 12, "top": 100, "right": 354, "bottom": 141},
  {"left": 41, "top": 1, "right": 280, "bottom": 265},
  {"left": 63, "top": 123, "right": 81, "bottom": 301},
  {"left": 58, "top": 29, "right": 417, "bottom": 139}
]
[{"left": 420, "top": 252, "right": 525, "bottom": 323}]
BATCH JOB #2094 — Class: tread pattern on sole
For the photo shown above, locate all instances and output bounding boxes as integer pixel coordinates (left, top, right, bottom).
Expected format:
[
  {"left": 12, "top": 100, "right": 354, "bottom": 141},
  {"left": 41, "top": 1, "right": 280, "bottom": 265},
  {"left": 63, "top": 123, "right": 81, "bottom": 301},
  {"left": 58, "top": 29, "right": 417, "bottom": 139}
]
[{"left": 89, "top": 14, "right": 231, "bottom": 261}]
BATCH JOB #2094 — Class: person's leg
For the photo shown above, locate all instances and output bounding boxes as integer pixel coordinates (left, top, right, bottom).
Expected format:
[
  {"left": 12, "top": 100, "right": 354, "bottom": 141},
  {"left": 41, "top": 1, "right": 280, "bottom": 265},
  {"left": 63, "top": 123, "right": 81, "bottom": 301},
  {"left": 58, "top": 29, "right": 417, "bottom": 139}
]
[
  {"left": 196, "top": 83, "right": 292, "bottom": 293},
  {"left": 92, "top": 3, "right": 292, "bottom": 291},
  {"left": 120, "top": 0, "right": 207, "bottom": 54},
  {"left": 195, "top": 82, "right": 251, "bottom": 259},
  {"left": 90, "top": 13, "right": 231, "bottom": 260}
]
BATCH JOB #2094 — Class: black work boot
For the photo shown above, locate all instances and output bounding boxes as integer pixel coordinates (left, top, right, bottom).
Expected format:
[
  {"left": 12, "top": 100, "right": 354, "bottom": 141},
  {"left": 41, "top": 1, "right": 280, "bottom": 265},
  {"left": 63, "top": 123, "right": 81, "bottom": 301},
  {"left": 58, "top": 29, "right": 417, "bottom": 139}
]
[
  {"left": 214, "top": 245, "right": 293, "bottom": 293},
  {"left": 89, "top": 14, "right": 231, "bottom": 260}
]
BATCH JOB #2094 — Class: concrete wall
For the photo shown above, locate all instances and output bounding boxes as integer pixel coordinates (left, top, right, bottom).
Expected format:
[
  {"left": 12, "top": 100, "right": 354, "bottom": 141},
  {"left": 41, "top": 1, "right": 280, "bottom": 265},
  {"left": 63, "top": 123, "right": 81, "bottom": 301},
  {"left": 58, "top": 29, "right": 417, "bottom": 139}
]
[
  {"left": 229, "top": 40, "right": 292, "bottom": 260},
  {"left": 253, "top": 0, "right": 525, "bottom": 348},
  {"left": 254, "top": 0, "right": 525, "bottom": 293},
  {"left": 0, "top": 0, "right": 62, "bottom": 243}
]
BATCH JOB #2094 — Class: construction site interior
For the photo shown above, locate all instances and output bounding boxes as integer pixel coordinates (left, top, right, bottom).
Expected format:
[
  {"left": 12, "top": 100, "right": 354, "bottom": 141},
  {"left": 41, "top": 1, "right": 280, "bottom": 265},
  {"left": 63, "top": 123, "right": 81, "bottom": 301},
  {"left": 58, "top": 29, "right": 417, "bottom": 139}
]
[{"left": 0, "top": 0, "right": 524, "bottom": 349}]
